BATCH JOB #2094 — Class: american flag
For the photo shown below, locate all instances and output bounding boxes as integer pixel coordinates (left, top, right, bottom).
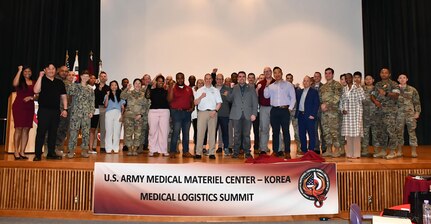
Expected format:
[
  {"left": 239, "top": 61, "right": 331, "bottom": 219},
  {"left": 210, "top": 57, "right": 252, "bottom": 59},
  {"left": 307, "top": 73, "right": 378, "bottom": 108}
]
[{"left": 65, "top": 50, "right": 70, "bottom": 69}]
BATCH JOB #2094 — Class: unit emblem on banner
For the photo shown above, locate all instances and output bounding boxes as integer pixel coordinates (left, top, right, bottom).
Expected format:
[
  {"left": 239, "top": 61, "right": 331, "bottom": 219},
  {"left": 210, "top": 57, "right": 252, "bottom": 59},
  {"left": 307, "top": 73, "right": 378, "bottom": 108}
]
[{"left": 298, "top": 168, "right": 330, "bottom": 208}]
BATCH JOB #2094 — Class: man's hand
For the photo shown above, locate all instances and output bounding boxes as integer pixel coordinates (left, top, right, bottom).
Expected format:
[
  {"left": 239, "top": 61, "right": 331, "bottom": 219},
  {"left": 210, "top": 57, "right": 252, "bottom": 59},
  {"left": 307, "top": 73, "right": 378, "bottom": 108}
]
[
  {"left": 39, "top": 71, "right": 45, "bottom": 78},
  {"left": 60, "top": 110, "right": 67, "bottom": 118},
  {"left": 89, "top": 113, "right": 93, "bottom": 118},
  {"left": 309, "top": 115, "right": 315, "bottom": 120},
  {"left": 212, "top": 68, "right": 218, "bottom": 73},
  {"left": 374, "top": 101, "right": 382, "bottom": 108},
  {"left": 210, "top": 111, "right": 217, "bottom": 118},
  {"left": 250, "top": 115, "right": 256, "bottom": 122},
  {"left": 378, "top": 88, "right": 386, "bottom": 96},
  {"left": 321, "top": 103, "right": 328, "bottom": 112},
  {"left": 135, "top": 114, "right": 142, "bottom": 121},
  {"left": 222, "top": 90, "right": 228, "bottom": 96},
  {"left": 200, "top": 92, "right": 206, "bottom": 99},
  {"left": 414, "top": 112, "right": 419, "bottom": 119}
]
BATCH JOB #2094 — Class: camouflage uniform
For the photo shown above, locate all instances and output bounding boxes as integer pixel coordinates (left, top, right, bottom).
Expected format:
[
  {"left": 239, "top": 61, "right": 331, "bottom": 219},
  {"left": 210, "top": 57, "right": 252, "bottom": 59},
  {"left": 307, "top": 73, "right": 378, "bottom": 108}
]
[
  {"left": 396, "top": 85, "right": 421, "bottom": 157},
  {"left": 361, "top": 85, "right": 380, "bottom": 155},
  {"left": 319, "top": 80, "right": 343, "bottom": 157},
  {"left": 121, "top": 89, "right": 149, "bottom": 155},
  {"left": 290, "top": 106, "right": 301, "bottom": 150},
  {"left": 67, "top": 83, "right": 95, "bottom": 158},
  {"left": 373, "top": 79, "right": 400, "bottom": 159}
]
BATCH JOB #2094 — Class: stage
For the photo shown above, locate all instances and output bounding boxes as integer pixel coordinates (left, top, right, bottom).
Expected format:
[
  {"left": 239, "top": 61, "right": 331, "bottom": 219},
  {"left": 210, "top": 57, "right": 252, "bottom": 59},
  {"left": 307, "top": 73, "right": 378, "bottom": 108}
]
[{"left": 1, "top": 144, "right": 430, "bottom": 222}]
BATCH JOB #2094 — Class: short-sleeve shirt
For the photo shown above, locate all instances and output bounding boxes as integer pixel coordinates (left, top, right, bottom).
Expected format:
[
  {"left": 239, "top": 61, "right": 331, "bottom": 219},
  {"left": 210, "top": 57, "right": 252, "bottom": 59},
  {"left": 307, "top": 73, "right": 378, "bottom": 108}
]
[
  {"left": 194, "top": 85, "right": 222, "bottom": 111},
  {"left": 170, "top": 84, "right": 193, "bottom": 110},
  {"left": 38, "top": 76, "right": 67, "bottom": 110}
]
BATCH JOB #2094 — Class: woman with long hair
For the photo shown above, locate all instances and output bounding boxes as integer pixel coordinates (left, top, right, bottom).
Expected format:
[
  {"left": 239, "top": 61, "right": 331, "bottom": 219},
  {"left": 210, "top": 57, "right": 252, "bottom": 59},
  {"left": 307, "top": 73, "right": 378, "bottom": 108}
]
[
  {"left": 104, "top": 80, "right": 125, "bottom": 153},
  {"left": 12, "top": 65, "right": 34, "bottom": 160}
]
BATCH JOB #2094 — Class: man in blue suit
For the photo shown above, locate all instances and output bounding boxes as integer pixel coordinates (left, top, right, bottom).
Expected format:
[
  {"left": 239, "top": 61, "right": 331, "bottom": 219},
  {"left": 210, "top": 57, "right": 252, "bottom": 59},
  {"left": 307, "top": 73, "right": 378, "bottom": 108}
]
[{"left": 295, "top": 76, "right": 320, "bottom": 155}]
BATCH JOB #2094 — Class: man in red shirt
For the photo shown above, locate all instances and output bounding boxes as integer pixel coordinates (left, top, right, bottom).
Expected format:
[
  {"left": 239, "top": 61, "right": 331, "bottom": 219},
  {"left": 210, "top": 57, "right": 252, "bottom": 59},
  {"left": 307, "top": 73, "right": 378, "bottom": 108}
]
[
  {"left": 168, "top": 72, "right": 195, "bottom": 158},
  {"left": 256, "top": 67, "right": 275, "bottom": 155}
]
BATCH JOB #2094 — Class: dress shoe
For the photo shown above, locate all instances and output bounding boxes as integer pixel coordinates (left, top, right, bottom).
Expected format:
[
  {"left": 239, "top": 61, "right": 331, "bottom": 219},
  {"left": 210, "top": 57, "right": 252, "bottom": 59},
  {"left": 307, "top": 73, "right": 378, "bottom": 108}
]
[
  {"left": 46, "top": 154, "right": 62, "bottom": 160},
  {"left": 100, "top": 148, "right": 106, "bottom": 153},
  {"left": 194, "top": 155, "right": 202, "bottom": 159},
  {"left": 19, "top": 153, "right": 29, "bottom": 159},
  {"left": 245, "top": 153, "right": 253, "bottom": 159},
  {"left": 216, "top": 148, "right": 222, "bottom": 153},
  {"left": 33, "top": 156, "right": 42, "bottom": 161},
  {"left": 231, "top": 154, "right": 239, "bottom": 159},
  {"left": 209, "top": 155, "right": 216, "bottom": 159},
  {"left": 122, "top": 145, "right": 128, "bottom": 151},
  {"left": 284, "top": 154, "right": 292, "bottom": 159},
  {"left": 14, "top": 154, "right": 21, "bottom": 160},
  {"left": 277, "top": 151, "right": 285, "bottom": 158},
  {"left": 182, "top": 152, "right": 194, "bottom": 158},
  {"left": 259, "top": 151, "right": 267, "bottom": 155}
]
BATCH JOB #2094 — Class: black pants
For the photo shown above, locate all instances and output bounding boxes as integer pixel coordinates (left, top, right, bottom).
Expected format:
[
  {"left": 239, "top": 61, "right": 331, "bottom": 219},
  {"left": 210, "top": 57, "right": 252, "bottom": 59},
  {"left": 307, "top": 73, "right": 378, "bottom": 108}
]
[
  {"left": 35, "top": 108, "right": 60, "bottom": 157},
  {"left": 270, "top": 107, "right": 291, "bottom": 153},
  {"left": 252, "top": 112, "right": 260, "bottom": 150}
]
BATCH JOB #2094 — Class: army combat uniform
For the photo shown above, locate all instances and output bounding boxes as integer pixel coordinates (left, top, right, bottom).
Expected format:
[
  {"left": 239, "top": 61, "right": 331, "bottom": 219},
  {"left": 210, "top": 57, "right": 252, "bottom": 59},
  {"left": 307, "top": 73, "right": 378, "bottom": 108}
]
[
  {"left": 361, "top": 85, "right": 380, "bottom": 156},
  {"left": 372, "top": 79, "right": 400, "bottom": 159},
  {"left": 120, "top": 88, "right": 149, "bottom": 156},
  {"left": 67, "top": 83, "right": 95, "bottom": 158},
  {"left": 319, "top": 80, "right": 343, "bottom": 157},
  {"left": 396, "top": 84, "right": 421, "bottom": 157}
]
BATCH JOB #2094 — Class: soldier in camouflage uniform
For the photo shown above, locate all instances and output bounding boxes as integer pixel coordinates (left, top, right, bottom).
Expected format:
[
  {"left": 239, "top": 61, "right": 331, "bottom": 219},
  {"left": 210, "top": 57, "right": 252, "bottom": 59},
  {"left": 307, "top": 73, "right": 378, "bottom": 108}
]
[
  {"left": 120, "top": 79, "right": 149, "bottom": 156},
  {"left": 67, "top": 71, "right": 95, "bottom": 158},
  {"left": 338, "top": 73, "right": 347, "bottom": 156},
  {"left": 370, "top": 68, "right": 400, "bottom": 159},
  {"left": 138, "top": 74, "right": 151, "bottom": 153},
  {"left": 361, "top": 74, "right": 380, "bottom": 156},
  {"left": 396, "top": 74, "right": 421, "bottom": 157},
  {"left": 320, "top": 68, "right": 343, "bottom": 157},
  {"left": 286, "top": 73, "right": 301, "bottom": 151}
]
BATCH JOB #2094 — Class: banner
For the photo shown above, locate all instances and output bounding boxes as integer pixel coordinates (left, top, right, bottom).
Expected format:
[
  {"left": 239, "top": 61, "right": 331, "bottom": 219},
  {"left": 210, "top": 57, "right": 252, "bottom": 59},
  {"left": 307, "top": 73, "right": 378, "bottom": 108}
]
[{"left": 93, "top": 162, "right": 338, "bottom": 216}]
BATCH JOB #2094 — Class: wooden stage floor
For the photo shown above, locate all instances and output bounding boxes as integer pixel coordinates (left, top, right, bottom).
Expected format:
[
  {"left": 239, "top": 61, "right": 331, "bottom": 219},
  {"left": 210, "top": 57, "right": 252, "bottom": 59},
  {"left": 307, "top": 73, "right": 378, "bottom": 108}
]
[
  {"left": 1, "top": 144, "right": 431, "bottom": 222},
  {"left": 1, "top": 144, "right": 430, "bottom": 171}
]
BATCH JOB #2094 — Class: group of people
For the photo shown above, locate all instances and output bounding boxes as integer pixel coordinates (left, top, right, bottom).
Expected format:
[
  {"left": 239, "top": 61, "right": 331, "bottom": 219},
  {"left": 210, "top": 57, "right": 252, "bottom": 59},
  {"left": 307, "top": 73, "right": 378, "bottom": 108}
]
[{"left": 11, "top": 63, "right": 421, "bottom": 161}]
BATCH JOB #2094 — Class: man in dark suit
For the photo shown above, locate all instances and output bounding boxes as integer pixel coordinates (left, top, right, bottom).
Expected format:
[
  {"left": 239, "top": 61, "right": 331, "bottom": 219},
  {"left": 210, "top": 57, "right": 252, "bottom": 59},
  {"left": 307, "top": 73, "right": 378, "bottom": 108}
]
[
  {"left": 313, "top": 71, "right": 326, "bottom": 154},
  {"left": 227, "top": 71, "right": 258, "bottom": 159},
  {"left": 296, "top": 76, "right": 320, "bottom": 155}
]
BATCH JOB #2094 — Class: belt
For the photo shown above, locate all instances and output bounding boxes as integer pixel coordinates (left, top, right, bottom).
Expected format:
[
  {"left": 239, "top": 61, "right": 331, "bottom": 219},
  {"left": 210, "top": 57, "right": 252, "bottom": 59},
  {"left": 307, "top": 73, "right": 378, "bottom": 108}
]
[
  {"left": 273, "top": 105, "right": 289, "bottom": 109},
  {"left": 172, "top": 108, "right": 190, "bottom": 111},
  {"left": 198, "top": 109, "right": 216, "bottom": 112}
]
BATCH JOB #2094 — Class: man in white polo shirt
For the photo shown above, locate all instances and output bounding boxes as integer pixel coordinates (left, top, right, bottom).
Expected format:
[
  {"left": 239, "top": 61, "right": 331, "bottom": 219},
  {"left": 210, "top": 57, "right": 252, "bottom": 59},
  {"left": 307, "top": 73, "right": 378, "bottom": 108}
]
[{"left": 194, "top": 73, "right": 222, "bottom": 159}]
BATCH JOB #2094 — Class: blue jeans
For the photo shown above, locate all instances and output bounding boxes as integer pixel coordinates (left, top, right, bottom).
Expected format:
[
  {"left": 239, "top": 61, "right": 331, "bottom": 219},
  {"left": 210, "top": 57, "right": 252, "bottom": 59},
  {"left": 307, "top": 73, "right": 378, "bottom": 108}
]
[
  {"left": 270, "top": 107, "right": 291, "bottom": 153},
  {"left": 170, "top": 109, "right": 192, "bottom": 153}
]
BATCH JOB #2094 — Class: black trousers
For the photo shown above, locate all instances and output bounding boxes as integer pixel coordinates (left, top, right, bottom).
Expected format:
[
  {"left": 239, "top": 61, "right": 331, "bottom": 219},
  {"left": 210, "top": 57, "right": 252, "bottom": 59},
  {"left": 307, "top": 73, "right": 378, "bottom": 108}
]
[
  {"left": 35, "top": 108, "right": 60, "bottom": 157},
  {"left": 252, "top": 112, "right": 260, "bottom": 150},
  {"left": 270, "top": 107, "right": 291, "bottom": 153}
]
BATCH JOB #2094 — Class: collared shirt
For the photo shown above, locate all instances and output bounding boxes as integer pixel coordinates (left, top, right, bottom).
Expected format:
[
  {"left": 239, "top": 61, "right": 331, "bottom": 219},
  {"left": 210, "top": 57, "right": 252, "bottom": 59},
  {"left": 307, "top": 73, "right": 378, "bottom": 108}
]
[
  {"left": 299, "top": 87, "right": 309, "bottom": 111},
  {"left": 257, "top": 79, "right": 275, "bottom": 106},
  {"left": 194, "top": 85, "right": 222, "bottom": 111},
  {"left": 38, "top": 76, "right": 67, "bottom": 110},
  {"left": 170, "top": 84, "right": 193, "bottom": 110},
  {"left": 263, "top": 80, "right": 296, "bottom": 110}
]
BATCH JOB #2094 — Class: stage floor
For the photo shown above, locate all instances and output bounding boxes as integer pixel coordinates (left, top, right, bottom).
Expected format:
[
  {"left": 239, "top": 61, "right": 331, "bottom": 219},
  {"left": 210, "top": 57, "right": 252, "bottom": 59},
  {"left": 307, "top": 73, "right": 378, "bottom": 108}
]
[
  {"left": 1, "top": 144, "right": 430, "bottom": 171},
  {"left": 1, "top": 144, "right": 430, "bottom": 222}
]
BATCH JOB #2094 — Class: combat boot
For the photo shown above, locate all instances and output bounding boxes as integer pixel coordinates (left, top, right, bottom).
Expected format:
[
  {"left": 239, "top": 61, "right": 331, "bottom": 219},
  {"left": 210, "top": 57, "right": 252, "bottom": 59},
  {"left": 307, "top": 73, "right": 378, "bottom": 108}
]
[
  {"left": 81, "top": 149, "right": 90, "bottom": 158},
  {"left": 385, "top": 150, "right": 396, "bottom": 159},
  {"left": 395, "top": 145, "right": 403, "bottom": 158},
  {"left": 373, "top": 148, "right": 387, "bottom": 158},
  {"left": 339, "top": 145, "right": 346, "bottom": 156},
  {"left": 132, "top": 146, "right": 138, "bottom": 156},
  {"left": 127, "top": 146, "right": 133, "bottom": 156},
  {"left": 332, "top": 148, "right": 342, "bottom": 158},
  {"left": 321, "top": 145, "right": 332, "bottom": 157},
  {"left": 411, "top": 146, "right": 418, "bottom": 158}
]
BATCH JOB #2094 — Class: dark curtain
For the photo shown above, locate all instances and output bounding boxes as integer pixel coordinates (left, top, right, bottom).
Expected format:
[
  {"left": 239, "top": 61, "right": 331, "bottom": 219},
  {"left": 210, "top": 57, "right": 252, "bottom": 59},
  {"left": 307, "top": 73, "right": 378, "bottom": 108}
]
[
  {"left": 0, "top": 0, "right": 100, "bottom": 144},
  {"left": 362, "top": 0, "right": 431, "bottom": 144}
]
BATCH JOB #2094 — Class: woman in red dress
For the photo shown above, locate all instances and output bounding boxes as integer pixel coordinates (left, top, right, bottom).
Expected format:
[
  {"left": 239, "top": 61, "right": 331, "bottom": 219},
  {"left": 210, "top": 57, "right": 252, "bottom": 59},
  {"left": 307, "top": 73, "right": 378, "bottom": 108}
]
[{"left": 12, "top": 65, "right": 35, "bottom": 160}]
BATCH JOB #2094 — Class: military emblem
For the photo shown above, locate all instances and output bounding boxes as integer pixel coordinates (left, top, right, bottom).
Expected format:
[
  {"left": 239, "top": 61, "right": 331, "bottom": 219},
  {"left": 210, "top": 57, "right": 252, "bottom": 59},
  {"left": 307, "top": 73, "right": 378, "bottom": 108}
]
[{"left": 298, "top": 168, "right": 330, "bottom": 208}]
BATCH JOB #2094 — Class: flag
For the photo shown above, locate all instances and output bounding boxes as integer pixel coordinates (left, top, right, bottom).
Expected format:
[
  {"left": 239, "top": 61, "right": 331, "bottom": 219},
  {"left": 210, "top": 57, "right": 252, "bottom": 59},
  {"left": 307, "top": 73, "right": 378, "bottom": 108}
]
[
  {"left": 65, "top": 50, "right": 70, "bottom": 69},
  {"left": 88, "top": 50, "right": 95, "bottom": 75},
  {"left": 98, "top": 59, "right": 103, "bottom": 76},
  {"left": 72, "top": 50, "right": 79, "bottom": 82}
]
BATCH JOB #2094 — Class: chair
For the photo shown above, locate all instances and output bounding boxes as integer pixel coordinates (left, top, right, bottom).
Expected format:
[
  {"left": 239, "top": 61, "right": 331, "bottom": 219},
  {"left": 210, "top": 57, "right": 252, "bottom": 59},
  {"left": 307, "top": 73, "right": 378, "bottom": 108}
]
[{"left": 350, "top": 203, "right": 363, "bottom": 224}]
